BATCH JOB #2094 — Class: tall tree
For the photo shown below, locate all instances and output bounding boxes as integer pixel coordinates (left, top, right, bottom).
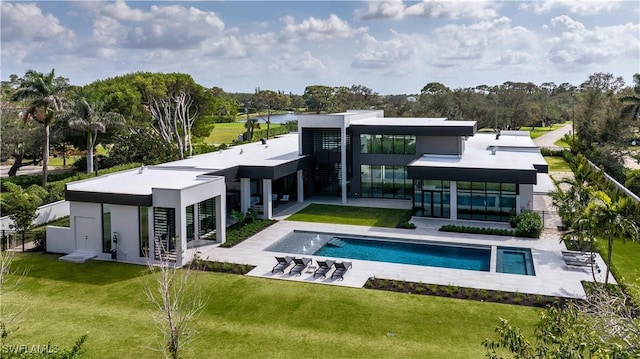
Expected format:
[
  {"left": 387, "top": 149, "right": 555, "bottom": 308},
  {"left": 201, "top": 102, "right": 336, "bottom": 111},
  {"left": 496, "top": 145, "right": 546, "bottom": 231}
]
[
  {"left": 252, "top": 89, "right": 291, "bottom": 139},
  {"left": 11, "top": 69, "right": 69, "bottom": 186},
  {"left": 581, "top": 191, "right": 639, "bottom": 285},
  {"left": 620, "top": 73, "right": 640, "bottom": 121},
  {"left": 60, "top": 98, "right": 125, "bottom": 173},
  {"left": 303, "top": 85, "right": 334, "bottom": 114}
]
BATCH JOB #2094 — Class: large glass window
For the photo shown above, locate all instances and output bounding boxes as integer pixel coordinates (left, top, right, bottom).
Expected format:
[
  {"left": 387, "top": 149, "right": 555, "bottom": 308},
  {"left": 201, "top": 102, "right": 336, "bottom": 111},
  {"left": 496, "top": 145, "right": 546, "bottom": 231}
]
[
  {"left": 139, "top": 207, "right": 149, "bottom": 257},
  {"left": 413, "top": 180, "right": 450, "bottom": 218},
  {"left": 457, "top": 182, "right": 517, "bottom": 222},
  {"left": 198, "top": 198, "right": 216, "bottom": 237},
  {"left": 102, "top": 204, "right": 111, "bottom": 253},
  {"left": 360, "top": 134, "right": 416, "bottom": 154},
  {"left": 154, "top": 207, "right": 176, "bottom": 256},
  {"left": 360, "top": 165, "right": 411, "bottom": 199}
]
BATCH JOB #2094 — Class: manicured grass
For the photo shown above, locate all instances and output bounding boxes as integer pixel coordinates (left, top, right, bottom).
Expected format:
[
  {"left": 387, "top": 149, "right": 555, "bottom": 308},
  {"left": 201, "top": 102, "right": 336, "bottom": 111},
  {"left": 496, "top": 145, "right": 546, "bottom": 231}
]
[
  {"left": 286, "top": 204, "right": 411, "bottom": 227},
  {"left": 520, "top": 124, "right": 566, "bottom": 139},
  {"left": 554, "top": 138, "right": 570, "bottom": 148},
  {"left": 595, "top": 239, "right": 640, "bottom": 301},
  {"left": 48, "top": 156, "right": 81, "bottom": 167},
  {"left": 203, "top": 122, "right": 282, "bottom": 144},
  {"left": 4, "top": 253, "right": 540, "bottom": 358},
  {"left": 544, "top": 156, "right": 572, "bottom": 172}
]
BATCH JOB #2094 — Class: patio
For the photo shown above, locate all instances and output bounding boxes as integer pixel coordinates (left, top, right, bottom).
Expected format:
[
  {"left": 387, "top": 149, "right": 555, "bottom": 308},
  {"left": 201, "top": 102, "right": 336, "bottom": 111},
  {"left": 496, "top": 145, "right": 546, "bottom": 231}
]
[{"left": 191, "top": 198, "right": 610, "bottom": 299}]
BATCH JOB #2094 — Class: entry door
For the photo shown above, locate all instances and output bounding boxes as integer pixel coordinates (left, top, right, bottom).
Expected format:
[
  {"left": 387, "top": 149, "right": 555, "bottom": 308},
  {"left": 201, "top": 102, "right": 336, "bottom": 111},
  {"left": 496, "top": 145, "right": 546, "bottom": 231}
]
[
  {"left": 422, "top": 191, "right": 443, "bottom": 218},
  {"left": 75, "top": 217, "right": 95, "bottom": 252}
]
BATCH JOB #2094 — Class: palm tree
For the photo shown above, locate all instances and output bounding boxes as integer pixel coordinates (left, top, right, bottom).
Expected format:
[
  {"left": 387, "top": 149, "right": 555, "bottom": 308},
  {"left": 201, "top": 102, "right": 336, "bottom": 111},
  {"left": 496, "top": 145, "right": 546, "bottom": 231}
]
[
  {"left": 620, "top": 73, "right": 640, "bottom": 121},
  {"left": 582, "top": 191, "right": 639, "bottom": 285},
  {"left": 60, "top": 98, "right": 125, "bottom": 174},
  {"left": 11, "top": 69, "right": 68, "bottom": 186}
]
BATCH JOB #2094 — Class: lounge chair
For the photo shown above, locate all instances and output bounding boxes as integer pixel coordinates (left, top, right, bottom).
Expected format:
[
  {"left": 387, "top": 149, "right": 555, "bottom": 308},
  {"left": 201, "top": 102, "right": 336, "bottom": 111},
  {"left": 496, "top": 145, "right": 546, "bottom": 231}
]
[
  {"left": 272, "top": 256, "right": 294, "bottom": 274},
  {"left": 562, "top": 251, "right": 595, "bottom": 259},
  {"left": 564, "top": 256, "right": 600, "bottom": 272},
  {"left": 331, "top": 261, "right": 353, "bottom": 280},
  {"left": 280, "top": 194, "right": 290, "bottom": 203},
  {"left": 289, "top": 257, "right": 312, "bottom": 276},
  {"left": 313, "top": 259, "right": 335, "bottom": 279}
]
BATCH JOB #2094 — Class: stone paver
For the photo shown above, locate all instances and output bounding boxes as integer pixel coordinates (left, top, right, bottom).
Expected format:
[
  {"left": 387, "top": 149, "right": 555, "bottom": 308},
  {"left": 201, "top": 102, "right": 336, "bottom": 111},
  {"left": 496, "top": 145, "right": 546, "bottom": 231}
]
[{"left": 191, "top": 201, "right": 612, "bottom": 299}]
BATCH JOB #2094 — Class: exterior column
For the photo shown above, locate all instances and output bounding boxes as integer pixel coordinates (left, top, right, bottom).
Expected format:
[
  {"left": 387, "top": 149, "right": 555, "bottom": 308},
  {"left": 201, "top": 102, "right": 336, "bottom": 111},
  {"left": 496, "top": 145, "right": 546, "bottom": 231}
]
[
  {"left": 216, "top": 195, "right": 226, "bottom": 244},
  {"left": 450, "top": 181, "right": 457, "bottom": 220},
  {"left": 263, "top": 178, "right": 273, "bottom": 219},
  {"left": 240, "top": 178, "right": 251, "bottom": 213},
  {"left": 340, "top": 126, "right": 347, "bottom": 204},
  {"left": 297, "top": 169, "right": 304, "bottom": 203},
  {"left": 193, "top": 204, "right": 199, "bottom": 241}
]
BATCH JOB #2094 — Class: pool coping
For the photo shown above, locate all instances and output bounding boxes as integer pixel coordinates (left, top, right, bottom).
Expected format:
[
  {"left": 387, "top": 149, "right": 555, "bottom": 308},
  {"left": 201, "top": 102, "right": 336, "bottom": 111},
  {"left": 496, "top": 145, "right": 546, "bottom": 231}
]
[{"left": 193, "top": 219, "right": 613, "bottom": 299}]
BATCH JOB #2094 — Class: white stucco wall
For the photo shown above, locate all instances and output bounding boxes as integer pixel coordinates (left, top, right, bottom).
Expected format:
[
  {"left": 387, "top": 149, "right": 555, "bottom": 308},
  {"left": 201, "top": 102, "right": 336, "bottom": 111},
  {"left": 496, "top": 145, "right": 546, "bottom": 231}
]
[
  {"left": 1, "top": 200, "right": 70, "bottom": 231},
  {"left": 45, "top": 226, "right": 74, "bottom": 253},
  {"left": 519, "top": 184, "right": 534, "bottom": 211}
]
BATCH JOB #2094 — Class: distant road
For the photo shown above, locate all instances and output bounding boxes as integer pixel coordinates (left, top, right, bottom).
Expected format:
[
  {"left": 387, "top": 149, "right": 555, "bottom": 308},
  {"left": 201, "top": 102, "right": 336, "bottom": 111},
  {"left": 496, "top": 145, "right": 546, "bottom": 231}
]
[{"left": 533, "top": 124, "right": 573, "bottom": 149}]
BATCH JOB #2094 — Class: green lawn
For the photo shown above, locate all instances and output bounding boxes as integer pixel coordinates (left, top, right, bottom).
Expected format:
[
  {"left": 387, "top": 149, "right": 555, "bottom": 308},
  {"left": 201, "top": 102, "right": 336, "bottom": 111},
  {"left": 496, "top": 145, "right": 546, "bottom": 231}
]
[
  {"left": 286, "top": 204, "right": 411, "bottom": 227},
  {"left": 545, "top": 156, "right": 572, "bottom": 172},
  {"left": 203, "top": 122, "right": 282, "bottom": 144},
  {"left": 554, "top": 138, "right": 570, "bottom": 148},
  {"left": 595, "top": 239, "right": 640, "bottom": 301},
  {"left": 4, "top": 253, "right": 539, "bottom": 358},
  {"left": 520, "top": 124, "right": 566, "bottom": 139}
]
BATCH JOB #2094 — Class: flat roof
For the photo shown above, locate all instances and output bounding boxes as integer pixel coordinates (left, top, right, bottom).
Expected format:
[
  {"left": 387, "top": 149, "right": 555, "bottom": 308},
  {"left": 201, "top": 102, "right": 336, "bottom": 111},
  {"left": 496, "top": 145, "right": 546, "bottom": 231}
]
[
  {"left": 67, "top": 167, "right": 219, "bottom": 195},
  {"left": 410, "top": 132, "right": 544, "bottom": 171},
  {"left": 160, "top": 133, "right": 302, "bottom": 171},
  {"left": 350, "top": 117, "right": 475, "bottom": 128}
]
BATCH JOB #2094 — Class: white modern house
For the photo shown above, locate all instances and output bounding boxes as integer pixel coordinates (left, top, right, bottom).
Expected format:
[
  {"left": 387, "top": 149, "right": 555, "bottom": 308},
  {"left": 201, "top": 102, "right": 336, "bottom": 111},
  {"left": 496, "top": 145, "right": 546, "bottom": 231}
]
[{"left": 47, "top": 110, "right": 548, "bottom": 265}]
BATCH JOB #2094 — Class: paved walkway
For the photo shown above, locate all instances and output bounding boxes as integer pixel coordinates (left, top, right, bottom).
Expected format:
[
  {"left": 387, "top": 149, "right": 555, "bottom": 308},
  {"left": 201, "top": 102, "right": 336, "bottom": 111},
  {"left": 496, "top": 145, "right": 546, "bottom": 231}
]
[
  {"left": 189, "top": 199, "right": 611, "bottom": 300},
  {"left": 533, "top": 124, "right": 573, "bottom": 149}
]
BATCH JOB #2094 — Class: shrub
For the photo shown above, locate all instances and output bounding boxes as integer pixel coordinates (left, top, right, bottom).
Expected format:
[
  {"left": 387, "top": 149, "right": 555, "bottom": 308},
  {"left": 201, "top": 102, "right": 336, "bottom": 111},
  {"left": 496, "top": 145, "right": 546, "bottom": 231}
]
[
  {"left": 439, "top": 224, "right": 515, "bottom": 237},
  {"left": 396, "top": 221, "right": 416, "bottom": 229},
  {"left": 514, "top": 212, "right": 543, "bottom": 238}
]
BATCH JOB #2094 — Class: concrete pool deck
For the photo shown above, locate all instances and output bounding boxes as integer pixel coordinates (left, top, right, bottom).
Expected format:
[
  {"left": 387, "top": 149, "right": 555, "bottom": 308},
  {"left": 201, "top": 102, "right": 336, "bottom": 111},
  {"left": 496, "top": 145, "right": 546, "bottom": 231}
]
[{"left": 192, "top": 200, "right": 611, "bottom": 300}]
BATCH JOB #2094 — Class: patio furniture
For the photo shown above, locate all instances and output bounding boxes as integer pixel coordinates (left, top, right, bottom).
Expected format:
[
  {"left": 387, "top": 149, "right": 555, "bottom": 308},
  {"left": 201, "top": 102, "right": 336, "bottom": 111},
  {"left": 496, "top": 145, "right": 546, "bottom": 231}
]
[
  {"left": 289, "top": 257, "right": 312, "bottom": 276},
  {"left": 280, "top": 194, "right": 290, "bottom": 203},
  {"left": 272, "top": 256, "right": 294, "bottom": 274},
  {"left": 313, "top": 259, "right": 335, "bottom": 279},
  {"left": 562, "top": 251, "right": 595, "bottom": 259},
  {"left": 331, "top": 261, "right": 353, "bottom": 281}
]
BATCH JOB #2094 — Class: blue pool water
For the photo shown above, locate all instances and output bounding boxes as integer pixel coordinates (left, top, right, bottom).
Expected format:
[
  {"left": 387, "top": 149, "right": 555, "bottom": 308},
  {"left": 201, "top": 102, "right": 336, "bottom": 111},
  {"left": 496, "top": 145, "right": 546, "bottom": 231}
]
[
  {"left": 496, "top": 247, "right": 535, "bottom": 275},
  {"left": 265, "top": 231, "right": 491, "bottom": 272}
]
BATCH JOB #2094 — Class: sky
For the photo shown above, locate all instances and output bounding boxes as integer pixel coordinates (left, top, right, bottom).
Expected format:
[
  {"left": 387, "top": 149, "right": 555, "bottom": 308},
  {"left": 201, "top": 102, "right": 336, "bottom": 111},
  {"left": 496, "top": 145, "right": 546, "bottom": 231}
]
[{"left": 1, "top": 0, "right": 639, "bottom": 95}]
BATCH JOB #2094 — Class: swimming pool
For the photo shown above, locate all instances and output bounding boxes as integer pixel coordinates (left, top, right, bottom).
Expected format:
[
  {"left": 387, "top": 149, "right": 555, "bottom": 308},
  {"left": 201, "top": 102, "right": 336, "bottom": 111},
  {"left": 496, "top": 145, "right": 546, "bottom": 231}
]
[
  {"left": 496, "top": 247, "right": 535, "bottom": 276},
  {"left": 265, "top": 230, "right": 491, "bottom": 272}
]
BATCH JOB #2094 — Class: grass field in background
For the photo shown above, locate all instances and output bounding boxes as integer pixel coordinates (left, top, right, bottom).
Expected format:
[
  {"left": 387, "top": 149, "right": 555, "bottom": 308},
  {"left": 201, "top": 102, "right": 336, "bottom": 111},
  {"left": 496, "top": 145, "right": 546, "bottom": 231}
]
[
  {"left": 286, "top": 204, "right": 411, "bottom": 228},
  {"left": 203, "top": 122, "right": 282, "bottom": 144},
  {"left": 4, "top": 253, "right": 540, "bottom": 358},
  {"left": 545, "top": 156, "right": 572, "bottom": 172},
  {"left": 520, "top": 124, "right": 566, "bottom": 139}
]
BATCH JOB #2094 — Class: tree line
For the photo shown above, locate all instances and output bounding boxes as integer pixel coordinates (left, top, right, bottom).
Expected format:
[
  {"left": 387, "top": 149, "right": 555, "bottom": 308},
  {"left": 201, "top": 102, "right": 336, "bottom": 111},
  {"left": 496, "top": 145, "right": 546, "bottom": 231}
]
[{"left": 2, "top": 69, "right": 639, "bottom": 187}]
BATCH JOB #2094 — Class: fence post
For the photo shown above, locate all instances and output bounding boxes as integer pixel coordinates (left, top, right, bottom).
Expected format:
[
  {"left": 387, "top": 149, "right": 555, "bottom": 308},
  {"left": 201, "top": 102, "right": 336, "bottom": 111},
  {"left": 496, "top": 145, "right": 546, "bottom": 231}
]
[{"left": 1, "top": 229, "right": 4, "bottom": 251}]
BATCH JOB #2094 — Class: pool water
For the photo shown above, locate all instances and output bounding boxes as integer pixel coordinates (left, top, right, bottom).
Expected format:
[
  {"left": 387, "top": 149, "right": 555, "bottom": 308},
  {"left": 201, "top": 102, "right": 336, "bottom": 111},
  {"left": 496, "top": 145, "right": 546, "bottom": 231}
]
[
  {"left": 496, "top": 247, "right": 535, "bottom": 275},
  {"left": 265, "top": 231, "right": 491, "bottom": 272},
  {"left": 316, "top": 237, "right": 490, "bottom": 271}
]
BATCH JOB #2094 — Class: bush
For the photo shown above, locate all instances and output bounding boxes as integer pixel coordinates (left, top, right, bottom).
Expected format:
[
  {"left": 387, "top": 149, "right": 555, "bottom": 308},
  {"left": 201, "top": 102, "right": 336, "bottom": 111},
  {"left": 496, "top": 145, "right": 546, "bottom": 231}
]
[
  {"left": 396, "top": 221, "right": 416, "bottom": 229},
  {"left": 439, "top": 224, "right": 515, "bottom": 237},
  {"left": 514, "top": 212, "right": 543, "bottom": 238}
]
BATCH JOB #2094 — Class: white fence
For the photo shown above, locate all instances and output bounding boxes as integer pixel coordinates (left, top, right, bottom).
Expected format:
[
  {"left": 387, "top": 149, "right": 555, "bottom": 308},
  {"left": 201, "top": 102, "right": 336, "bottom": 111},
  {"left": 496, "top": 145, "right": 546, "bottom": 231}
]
[{"left": 0, "top": 200, "right": 69, "bottom": 231}]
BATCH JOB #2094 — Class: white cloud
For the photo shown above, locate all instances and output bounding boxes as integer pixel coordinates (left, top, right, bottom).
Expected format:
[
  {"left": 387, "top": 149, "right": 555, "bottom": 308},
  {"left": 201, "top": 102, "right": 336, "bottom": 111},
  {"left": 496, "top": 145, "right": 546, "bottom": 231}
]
[
  {"left": 0, "top": 2, "right": 76, "bottom": 63},
  {"left": 546, "top": 15, "right": 640, "bottom": 67},
  {"left": 80, "top": 1, "right": 225, "bottom": 51},
  {"left": 280, "top": 14, "right": 368, "bottom": 42},
  {"left": 0, "top": 2, "right": 75, "bottom": 45},
  {"left": 352, "top": 31, "right": 433, "bottom": 76},
  {"left": 354, "top": 0, "right": 406, "bottom": 20},
  {"left": 405, "top": 0, "right": 499, "bottom": 20},
  {"left": 520, "top": 0, "right": 620, "bottom": 15},
  {"left": 268, "top": 51, "right": 326, "bottom": 73}
]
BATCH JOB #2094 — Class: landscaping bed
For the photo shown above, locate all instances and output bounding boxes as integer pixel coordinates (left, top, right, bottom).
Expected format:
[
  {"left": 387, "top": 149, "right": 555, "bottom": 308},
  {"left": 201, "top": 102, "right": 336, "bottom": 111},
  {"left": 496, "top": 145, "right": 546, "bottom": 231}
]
[
  {"left": 219, "top": 218, "right": 277, "bottom": 248},
  {"left": 188, "top": 258, "right": 255, "bottom": 274},
  {"left": 365, "top": 277, "right": 569, "bottom": 308}
]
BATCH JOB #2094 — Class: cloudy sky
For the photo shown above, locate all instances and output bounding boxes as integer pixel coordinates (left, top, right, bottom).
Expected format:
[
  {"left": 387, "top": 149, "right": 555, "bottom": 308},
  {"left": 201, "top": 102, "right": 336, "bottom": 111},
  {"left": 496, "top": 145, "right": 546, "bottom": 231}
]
[{"left": 1, "top": 0, "right": 639, "bottom": 94}]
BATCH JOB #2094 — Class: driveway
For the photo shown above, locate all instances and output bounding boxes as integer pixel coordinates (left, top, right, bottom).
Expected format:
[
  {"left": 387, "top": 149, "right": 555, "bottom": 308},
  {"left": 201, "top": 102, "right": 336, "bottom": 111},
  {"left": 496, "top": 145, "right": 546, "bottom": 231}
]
[{"left": 533, "top": 124, "right": 573, "bottom": 149}]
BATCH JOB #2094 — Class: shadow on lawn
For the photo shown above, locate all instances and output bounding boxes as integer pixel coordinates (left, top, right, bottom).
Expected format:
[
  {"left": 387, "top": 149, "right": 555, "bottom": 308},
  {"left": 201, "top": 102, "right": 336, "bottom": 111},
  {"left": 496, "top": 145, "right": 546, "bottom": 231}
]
[{"left": 18, "top": 252, "right": 148, "bottom": 285}]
